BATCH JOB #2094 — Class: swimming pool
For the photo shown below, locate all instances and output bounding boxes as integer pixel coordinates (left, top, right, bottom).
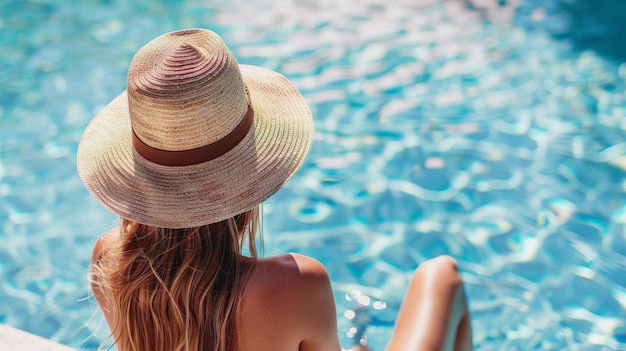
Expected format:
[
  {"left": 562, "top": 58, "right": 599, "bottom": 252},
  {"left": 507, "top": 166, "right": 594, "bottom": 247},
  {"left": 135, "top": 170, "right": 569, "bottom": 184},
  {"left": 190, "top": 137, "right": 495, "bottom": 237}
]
[{"left": 1, "top": 0, "right": 625, "bottom": 349}]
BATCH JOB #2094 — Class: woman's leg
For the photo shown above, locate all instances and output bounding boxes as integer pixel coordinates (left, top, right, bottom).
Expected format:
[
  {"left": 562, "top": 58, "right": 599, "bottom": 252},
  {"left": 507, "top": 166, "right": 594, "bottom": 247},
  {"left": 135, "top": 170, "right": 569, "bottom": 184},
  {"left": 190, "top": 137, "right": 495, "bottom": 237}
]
[{"left": 386, "top": 256, "right": 473, "bottom": 351}]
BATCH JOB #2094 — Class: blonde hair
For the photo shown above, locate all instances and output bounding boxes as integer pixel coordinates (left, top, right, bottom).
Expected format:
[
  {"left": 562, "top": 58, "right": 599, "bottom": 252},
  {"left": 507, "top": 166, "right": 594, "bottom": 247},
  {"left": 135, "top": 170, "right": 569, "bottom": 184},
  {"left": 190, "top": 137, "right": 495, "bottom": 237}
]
[{"left": 91, "top": 206, "right": 260, "bottom": 351}]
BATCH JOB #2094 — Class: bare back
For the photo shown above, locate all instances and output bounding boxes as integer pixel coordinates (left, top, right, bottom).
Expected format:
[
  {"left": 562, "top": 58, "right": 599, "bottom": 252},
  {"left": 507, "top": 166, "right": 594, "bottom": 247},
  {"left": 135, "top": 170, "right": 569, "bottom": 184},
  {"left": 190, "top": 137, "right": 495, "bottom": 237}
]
[
  {"left": 238, "top": 253, "right": 342, "bottom": 351},
  {"left": 91, "top": 229, "right": 342, "bottom": 351}
]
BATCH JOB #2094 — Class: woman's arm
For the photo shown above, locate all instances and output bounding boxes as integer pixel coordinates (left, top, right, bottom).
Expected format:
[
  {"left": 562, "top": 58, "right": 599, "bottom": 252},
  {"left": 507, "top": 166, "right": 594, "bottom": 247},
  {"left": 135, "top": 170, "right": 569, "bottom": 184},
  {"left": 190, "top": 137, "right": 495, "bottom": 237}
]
[
  {"left": 291, "top": 254, "right": 344, "bottom": 351},
  {"left": 386, "top": 255, "right": 473, "bottom": 351}
]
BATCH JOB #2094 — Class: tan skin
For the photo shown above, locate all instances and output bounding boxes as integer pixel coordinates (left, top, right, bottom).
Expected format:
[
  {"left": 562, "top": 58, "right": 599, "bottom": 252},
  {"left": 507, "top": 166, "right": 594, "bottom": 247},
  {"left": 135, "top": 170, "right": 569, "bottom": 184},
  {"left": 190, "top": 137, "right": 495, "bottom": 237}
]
[{"left": 92, "top": 228, "right": 473, "bottom": 351}]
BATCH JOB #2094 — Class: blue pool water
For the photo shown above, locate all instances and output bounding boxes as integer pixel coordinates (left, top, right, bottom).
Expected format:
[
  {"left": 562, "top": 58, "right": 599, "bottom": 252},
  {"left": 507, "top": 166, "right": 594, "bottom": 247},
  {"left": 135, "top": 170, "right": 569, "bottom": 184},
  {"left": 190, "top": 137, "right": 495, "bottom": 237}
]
[{"left": 1, "top": 0, "right": 626, "bottom": 349}]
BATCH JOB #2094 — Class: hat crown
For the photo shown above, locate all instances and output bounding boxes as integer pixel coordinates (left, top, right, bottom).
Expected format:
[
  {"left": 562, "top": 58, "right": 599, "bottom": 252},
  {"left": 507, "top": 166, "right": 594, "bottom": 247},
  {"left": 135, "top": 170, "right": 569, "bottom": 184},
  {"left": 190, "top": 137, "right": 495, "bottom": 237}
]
[
  {"left": 127, "top": 29, "right": 249, "bottom": 151},
  {"left": 77, "top": 28, "right": 314, "bottom": 228}
]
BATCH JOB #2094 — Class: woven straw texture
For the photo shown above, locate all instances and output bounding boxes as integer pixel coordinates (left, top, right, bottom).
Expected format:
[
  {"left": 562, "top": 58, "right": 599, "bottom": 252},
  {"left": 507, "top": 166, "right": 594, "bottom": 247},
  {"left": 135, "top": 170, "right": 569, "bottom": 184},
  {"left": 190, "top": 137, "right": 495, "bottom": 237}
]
[{"left": 77, "top": 29, "right": 313, "bottom": 228}]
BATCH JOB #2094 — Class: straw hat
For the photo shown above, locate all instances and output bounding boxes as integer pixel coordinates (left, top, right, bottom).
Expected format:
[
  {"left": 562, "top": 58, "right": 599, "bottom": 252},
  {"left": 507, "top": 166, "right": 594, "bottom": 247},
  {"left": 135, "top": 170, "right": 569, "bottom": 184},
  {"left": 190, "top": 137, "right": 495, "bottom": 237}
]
[{"left": 77, "top": 28, "right": 313, "bottom": 228}]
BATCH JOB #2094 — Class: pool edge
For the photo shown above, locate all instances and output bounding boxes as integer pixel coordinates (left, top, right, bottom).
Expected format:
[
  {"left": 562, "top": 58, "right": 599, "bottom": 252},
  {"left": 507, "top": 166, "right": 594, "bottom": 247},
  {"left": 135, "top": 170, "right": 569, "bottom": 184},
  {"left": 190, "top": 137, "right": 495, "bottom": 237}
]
[{"left": 0, "top": 324, "right": 75, "bottom": 351}]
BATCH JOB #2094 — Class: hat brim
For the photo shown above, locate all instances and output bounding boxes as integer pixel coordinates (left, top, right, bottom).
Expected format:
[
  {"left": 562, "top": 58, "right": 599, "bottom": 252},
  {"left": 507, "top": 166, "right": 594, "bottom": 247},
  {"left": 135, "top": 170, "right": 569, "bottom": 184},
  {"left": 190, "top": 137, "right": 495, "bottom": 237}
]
[{"left": 77, "top": 64, "right": 313, "bottom": 228}]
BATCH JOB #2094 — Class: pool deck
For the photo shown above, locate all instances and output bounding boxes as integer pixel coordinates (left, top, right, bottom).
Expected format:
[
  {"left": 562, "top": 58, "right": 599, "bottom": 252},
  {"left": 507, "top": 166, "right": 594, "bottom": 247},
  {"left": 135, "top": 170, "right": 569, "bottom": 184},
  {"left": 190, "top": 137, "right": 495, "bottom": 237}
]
[{"left": 0, "top": 324, "right": 74, "bottom": 351}]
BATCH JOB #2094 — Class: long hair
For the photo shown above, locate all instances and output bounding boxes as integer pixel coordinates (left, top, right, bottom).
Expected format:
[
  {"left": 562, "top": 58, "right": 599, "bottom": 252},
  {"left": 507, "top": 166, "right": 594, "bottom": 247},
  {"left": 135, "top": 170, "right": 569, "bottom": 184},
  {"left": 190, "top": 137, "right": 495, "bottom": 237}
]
[{"left": 91, "top": 206, "right": 260, "bottom": 351}]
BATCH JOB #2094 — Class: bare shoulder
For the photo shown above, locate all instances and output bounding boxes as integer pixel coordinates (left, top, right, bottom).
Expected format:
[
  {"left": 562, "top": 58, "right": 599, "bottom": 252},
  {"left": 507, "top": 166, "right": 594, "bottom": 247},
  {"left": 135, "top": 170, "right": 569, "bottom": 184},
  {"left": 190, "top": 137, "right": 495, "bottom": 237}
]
[
  {"left": 289, "top": 253, "right": 329, "bottom": 277},
  {"left": 90, "top": 227, "right": 121, "bottom": 333},
  {"left": 255, "top": 253, "right": 330, "bottom": 289},
  {"left": 247, "top": 254, "right": 341, "bottom": 351},
  {"left": 91, "top": 227, "right": 121, "bottom": 264},
  {"left": 281, "top": 253, "right": 328, "bottom": 276}
]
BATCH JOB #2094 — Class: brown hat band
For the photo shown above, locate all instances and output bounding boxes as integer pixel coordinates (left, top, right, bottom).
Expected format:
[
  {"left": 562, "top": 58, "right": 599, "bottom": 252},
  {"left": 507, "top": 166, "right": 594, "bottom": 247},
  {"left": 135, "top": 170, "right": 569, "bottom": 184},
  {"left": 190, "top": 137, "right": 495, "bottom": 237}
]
[{"left": 132, "top": 106, "right": 254, "bottom": 167}]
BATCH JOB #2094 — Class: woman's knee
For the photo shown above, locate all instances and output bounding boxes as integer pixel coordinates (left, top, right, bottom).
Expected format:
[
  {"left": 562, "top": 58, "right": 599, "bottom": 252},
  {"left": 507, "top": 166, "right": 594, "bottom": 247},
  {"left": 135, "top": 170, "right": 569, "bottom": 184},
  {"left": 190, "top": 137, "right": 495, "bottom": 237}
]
[
  {"left": 426, "top": 255, "right": 458, "bottom": 270},
  {"left": 412, "top": 255, "right": 463, "bottom": 290}
]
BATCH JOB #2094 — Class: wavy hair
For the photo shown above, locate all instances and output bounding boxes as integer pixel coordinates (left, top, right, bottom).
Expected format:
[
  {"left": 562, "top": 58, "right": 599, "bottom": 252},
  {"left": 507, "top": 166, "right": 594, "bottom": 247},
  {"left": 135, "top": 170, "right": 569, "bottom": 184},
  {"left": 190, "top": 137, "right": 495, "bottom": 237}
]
[{"left": 91, "top": 206, "right": 260, "bottom": 351}]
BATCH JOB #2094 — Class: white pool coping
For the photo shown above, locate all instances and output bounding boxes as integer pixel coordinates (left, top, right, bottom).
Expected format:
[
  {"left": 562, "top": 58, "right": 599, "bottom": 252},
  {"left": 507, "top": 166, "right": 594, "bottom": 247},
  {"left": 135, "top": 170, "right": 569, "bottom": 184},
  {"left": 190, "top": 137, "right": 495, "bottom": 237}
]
[{"left": 0, "top": 324, "right": 74, "bottom": 351}]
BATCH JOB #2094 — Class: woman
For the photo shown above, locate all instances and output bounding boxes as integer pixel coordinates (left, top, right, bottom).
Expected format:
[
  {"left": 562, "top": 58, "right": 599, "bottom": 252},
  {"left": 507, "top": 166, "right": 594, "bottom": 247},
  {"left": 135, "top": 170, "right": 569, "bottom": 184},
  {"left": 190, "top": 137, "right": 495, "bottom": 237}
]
[{"left": 78, "top": 28, "right": 473, "bottom": 351}]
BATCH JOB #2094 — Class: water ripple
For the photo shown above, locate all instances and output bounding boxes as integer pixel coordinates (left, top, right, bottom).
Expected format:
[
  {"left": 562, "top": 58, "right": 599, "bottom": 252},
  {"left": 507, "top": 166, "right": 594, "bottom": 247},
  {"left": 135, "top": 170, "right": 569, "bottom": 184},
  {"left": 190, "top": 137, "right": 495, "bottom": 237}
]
[{"left": 2, "top": 0, "right": 626, "bottom": 350}]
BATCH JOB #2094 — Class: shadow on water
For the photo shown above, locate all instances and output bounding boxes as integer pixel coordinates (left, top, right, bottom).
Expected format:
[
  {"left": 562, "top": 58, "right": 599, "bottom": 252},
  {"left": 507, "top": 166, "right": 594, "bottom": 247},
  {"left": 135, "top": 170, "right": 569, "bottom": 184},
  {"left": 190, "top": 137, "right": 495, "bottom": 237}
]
[
  {"left": 560, "top": 0, "right": 626, "bottom": 63},
  {"left": 464, "top": 0, "right": 626, "bottom": 63},
  {"left": 523, "top": 0, "right": 626, "bottom": 63}
]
